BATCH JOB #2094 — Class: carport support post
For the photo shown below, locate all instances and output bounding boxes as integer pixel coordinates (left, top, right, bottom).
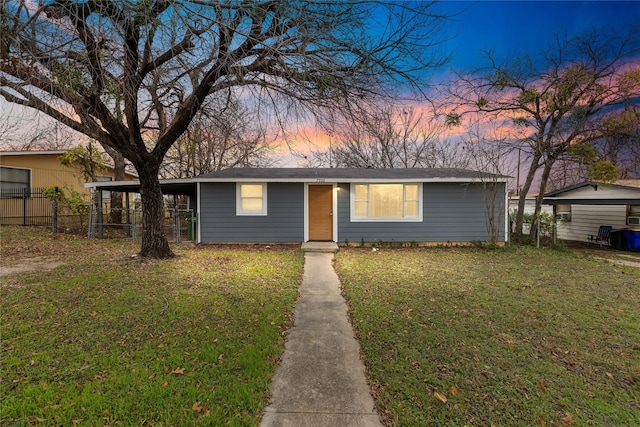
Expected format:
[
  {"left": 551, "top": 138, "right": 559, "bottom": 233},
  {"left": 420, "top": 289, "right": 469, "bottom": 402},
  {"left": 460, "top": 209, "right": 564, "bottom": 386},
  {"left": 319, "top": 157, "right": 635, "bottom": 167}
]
[
  {"left": 125, "top": 193, "right": 131, "bottom": 237},
  {"left": 552, "top": 204, "right": 557, "bottom": 248},
  {"left": 173, "top": 195, "right": 180, "bottom": 243},
  {"left": 98, "top": 190, "right": 104, "bottom": 240}
]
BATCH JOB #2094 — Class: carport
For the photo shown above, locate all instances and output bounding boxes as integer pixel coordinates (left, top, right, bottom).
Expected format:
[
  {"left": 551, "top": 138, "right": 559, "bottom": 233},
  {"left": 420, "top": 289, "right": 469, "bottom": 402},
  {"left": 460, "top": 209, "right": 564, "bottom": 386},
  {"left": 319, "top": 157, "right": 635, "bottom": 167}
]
[
  {"left": 85, "top": 179, "right": 198, "bottom": 240},
  {"left": 543, "top": 181, "right": 640, "bottom": 250}
]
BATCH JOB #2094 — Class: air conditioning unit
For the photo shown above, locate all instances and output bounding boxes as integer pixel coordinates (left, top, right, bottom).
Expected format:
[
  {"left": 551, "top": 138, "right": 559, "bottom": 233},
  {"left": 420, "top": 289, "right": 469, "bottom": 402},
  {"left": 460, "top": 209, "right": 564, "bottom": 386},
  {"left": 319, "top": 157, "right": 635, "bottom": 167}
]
[
  {"left": 628, "top": 216, "right": 640, "bottom": 226},
  {"left": 556, "top": 212, "right": 571, "bottom": 221}
]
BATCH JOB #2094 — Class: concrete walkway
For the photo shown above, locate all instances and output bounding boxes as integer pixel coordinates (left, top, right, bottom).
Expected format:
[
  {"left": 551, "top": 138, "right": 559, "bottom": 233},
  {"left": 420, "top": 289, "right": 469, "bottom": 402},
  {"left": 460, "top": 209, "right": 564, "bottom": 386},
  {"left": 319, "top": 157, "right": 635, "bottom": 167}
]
[{"left": 260, "top": 251, "right": 382, "bottom": 427}]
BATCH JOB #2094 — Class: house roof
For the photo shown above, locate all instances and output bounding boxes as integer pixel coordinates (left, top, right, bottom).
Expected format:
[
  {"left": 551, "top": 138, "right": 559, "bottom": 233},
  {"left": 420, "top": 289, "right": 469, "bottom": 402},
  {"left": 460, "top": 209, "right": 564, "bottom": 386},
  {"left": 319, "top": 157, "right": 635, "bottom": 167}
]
[
  {"left": 86, "top": 167, "right": 509, "bottom": 197},
  {"left": 195, "top": 167, "right": 510, "bottom": 182},
  {"left": 543, "top": 181, "right": 640, "bottom": 205},
  {"left": 1, "top": 149, "right": 138, "bottom": 178}
]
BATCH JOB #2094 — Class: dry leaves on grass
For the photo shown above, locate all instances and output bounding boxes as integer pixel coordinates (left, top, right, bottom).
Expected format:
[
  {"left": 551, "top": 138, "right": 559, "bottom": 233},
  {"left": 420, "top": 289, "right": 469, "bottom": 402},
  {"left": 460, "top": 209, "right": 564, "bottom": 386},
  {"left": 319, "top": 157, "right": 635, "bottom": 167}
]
[
  {"left": 434, "top": 391, "right": 448, "bottom": 403},
  {"left": 192, "top": 401, "right": 210, "bottom": 417},
  {"left": 559, "top": 412, "right": 575, "bottom": 426}
]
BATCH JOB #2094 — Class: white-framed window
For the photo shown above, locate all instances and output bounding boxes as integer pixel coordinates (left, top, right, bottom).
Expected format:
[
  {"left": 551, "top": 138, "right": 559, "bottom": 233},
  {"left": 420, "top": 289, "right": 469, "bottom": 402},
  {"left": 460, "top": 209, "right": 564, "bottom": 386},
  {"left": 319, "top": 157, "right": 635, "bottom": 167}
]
[
  {"left": 351, "top": 183, "right": 422, "bottom": 222},
  {"left": 236, "top": 183, "right": 267, "bottom": 216},
  {"left": 0, "top": 166, "right": 31, "bottom": 198}
]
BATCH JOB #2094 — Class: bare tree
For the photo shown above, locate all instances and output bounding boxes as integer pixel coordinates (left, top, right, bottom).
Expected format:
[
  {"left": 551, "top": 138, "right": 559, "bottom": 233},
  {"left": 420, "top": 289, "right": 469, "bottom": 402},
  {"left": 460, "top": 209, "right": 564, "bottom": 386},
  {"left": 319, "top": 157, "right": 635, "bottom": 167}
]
[
  {"left": 305, "top": 105, "right": 470, "bottom": 168},
  {"left": 445, "top": 28, "right": 640, "bottom": 241},
  {"left": 459, "top": 123, "right": 512, "bottom": 244},
  {"left": 547, "top": 107, "right": 640, "bottom": 191},
  {"left": 1, "top": 1, "right": 450, "bottom": 258},
  {"left": 0, "top": 117, "right": 76, "bottom": 151},
  {"left": 161, "top": 95, "right": 275, "bottom": 178},
  {"left": 0, "top": 113, "right": 20, "bottom": 147}
]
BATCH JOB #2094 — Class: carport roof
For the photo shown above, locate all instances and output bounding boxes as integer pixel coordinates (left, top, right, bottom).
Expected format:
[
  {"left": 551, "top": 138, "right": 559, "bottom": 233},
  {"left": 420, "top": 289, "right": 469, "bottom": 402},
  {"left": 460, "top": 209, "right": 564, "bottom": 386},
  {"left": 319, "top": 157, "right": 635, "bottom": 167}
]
[
  {"left": 85, "top": 178, "right": 197, "bottom": 197},
  {"left": 543, "top": 181, "right": 640, "bottom": 205}
]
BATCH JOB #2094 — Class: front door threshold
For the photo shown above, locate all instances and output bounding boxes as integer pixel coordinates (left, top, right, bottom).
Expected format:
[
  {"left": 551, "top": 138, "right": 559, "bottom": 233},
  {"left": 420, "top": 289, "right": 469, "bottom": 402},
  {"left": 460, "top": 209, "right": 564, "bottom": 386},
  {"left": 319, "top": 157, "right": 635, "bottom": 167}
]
[{"left": 301, "top": 242, "right": 339, "bottom": 253}]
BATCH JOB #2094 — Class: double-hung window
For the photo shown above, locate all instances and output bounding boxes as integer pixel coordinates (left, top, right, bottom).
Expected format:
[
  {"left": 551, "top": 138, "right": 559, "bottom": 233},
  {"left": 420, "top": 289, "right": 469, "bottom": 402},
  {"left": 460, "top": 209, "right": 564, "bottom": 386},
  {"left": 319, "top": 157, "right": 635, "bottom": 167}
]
[
  {"left": 352, "top": 183, "right": 422, "bottom": 221},
  {"left": 236, "top": 183, "right": 267, "bottom": 215}
]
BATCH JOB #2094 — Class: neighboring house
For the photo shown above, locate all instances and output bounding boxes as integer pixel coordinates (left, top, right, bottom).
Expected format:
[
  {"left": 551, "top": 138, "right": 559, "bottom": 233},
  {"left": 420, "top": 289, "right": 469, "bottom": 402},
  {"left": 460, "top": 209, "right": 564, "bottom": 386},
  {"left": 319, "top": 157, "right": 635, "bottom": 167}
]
[
  {"left": 508, "top": 193, "right": 554, "bottom": 235},
  {"left": 2, "top": 150, "right": 85, "bottom": 195},
  {"left": 88, "top": 168, "right": 510, "bottom": 244},
  {"left": 542, "top": 180, "right": 640, "bottom": 243},
  {"left": 0, "top": 150, "right": 136, "bottom": 225},
  {"left": 508, "top": 194, "right": 554, "bottom": 217}
]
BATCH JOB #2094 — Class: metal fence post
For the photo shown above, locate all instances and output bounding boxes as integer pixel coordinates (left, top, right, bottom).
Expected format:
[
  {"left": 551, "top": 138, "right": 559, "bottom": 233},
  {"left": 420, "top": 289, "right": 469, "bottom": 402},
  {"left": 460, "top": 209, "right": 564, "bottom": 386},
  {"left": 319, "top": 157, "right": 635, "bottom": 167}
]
[
  {"left": 22, "top": 188, "right": 28, "bottom": 225},
  {"left": 52, "top": 200, "right": 58, "bottom": 233}
]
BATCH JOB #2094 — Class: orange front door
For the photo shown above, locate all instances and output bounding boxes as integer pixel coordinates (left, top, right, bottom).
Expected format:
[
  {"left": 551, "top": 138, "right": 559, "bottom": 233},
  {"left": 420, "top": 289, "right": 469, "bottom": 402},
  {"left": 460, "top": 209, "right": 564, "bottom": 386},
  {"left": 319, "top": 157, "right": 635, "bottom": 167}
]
[{"left": 308, "top": 185, "right": 333, "bottom": 241}]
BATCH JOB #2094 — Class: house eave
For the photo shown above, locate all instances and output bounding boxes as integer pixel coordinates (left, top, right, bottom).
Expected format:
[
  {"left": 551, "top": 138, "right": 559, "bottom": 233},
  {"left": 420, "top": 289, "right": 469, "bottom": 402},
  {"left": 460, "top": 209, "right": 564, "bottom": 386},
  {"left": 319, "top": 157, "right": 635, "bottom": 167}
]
[
  {"left": 543, "top": 197, "right": 640, "bottom": 205},
  {"left": 0, "top": 150, "right": 68, "bottom": 156},
  {"left": 85, "top": 178, "right": 197, "bottom": 196}
]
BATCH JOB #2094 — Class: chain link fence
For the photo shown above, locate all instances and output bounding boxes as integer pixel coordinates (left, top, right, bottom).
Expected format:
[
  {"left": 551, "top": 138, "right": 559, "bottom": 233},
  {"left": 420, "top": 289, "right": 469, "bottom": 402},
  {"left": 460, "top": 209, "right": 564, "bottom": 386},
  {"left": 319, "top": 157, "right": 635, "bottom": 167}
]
[{"left": 1, "top": 188, "right": 195, "bottom": 242}]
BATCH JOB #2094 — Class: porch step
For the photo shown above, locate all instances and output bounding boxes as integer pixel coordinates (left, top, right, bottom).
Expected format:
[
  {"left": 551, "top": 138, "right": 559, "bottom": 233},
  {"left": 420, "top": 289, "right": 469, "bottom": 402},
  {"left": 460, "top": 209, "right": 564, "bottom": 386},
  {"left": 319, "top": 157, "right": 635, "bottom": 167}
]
[{"left": 301, "top": 242, "right": 339, "bottom": 253}]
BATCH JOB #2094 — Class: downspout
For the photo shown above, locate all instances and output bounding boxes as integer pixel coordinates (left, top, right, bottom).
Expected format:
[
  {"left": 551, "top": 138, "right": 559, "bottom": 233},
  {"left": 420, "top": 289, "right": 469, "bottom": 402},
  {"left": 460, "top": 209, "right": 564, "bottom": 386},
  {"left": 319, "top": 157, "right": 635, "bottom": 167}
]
[{"left": 504, "top": 181, "right": 510, "bottom": 244}]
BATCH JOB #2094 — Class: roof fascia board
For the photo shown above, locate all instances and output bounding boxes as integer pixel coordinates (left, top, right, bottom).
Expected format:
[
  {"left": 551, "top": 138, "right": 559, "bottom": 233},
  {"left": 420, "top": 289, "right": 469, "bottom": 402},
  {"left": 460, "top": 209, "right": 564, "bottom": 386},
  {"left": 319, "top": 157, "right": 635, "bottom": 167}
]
[
  {"left": 85, "top": 178, "right": 196, "bottom": 188},
  {"left": 0, "top": 150, "right": 67, "bottom": 156},
  {"left": 543, "top": 197, "right": 640, "bottom": 205},
  {"left": 194, "top": 177, "right": 510, "bottom": 184}
]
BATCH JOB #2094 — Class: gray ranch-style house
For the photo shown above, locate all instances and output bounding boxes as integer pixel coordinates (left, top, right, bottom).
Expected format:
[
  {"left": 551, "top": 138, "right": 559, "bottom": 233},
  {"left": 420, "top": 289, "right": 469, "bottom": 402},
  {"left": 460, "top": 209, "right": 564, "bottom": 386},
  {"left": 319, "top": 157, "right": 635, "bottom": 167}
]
[{"left": 88, "top": 168, "right": 511, "bottom": 244}]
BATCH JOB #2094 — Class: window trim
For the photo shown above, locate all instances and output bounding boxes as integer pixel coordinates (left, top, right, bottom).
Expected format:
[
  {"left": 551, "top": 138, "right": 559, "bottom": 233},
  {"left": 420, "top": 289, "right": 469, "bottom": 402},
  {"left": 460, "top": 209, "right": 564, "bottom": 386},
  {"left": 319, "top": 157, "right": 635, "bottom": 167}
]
[
  {"left": 628, "top": 205, "right": 640, "bottom": 226},
  {"left": 236, "top": 182, "right": 267, "bottom": 216},
  {"left": 350, "top": 182, "right": 423, "bottom": 222},
  {"left": 555, "top": 204, "right": 571, "bottom": 222}
]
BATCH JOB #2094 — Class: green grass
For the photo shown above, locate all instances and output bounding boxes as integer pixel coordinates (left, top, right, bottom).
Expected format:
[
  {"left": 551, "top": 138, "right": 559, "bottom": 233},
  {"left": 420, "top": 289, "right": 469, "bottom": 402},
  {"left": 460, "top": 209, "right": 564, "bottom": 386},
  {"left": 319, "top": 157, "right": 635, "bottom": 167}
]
[
  {"left": 1, "top": 227, "right": 303, "bottom": 426},
  {"left": 336, "top": 246, "right": 640, "bottom": 427}
]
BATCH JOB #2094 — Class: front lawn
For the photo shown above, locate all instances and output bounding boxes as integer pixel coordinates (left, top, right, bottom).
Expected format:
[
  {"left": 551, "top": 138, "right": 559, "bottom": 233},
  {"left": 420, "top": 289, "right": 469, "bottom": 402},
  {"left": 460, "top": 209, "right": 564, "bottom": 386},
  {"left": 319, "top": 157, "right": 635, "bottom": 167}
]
[
  {"left": 0, "top": 227, "right": 303, "bottom": 426},
  {"left": 336, "top": 246, "right": 640, "bottom": 427}
]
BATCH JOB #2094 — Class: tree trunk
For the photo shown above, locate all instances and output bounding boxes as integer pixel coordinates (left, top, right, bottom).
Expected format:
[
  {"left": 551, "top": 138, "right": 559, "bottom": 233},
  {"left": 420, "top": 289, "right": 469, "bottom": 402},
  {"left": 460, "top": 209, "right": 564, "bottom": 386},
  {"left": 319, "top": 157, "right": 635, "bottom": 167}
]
[
  {"left": 529, "top": 157, "right": 555, "bottom": 240},
  {"left": 514, "top": 151, "right": 542, "bottom": 240},
  {"left": 137, "top": 162, "right": 174, "bottom": 259}
]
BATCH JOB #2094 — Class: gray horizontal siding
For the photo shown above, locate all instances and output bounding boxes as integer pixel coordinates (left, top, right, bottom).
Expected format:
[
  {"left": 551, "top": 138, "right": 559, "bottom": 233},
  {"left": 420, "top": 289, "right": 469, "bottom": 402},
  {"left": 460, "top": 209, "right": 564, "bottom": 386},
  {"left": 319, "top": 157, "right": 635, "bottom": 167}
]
[
  {"left": 200, "top": 182, "right": 304, "bottom": 242},
  {"left": 337, "top": 182, "right": 505, "bottom": 243}
]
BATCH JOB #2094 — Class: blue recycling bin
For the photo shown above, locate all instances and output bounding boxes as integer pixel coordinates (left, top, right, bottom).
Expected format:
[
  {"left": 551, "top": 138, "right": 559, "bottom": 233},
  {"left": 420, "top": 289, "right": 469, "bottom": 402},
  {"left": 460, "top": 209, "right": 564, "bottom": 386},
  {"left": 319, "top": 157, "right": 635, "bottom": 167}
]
[{"left": 622, "top": 228, "right": 640, "bottom": 251}]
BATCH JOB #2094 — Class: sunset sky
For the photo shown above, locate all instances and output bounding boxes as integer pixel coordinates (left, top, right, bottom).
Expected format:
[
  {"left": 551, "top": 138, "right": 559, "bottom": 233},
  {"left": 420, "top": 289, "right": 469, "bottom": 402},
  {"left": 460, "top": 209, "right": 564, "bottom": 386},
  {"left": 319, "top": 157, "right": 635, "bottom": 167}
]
[
  {"left": 283, "top": 0, "right": 640, "bottom": 165},
  {"left": 2, "top": 1, "right": 638, "bottom": 170}
]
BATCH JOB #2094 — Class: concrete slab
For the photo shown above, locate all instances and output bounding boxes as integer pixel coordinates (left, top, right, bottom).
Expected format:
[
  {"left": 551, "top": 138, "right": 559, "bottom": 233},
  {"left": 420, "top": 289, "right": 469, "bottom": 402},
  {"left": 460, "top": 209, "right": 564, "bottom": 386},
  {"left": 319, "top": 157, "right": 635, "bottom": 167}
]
[
  {"left": 261, "top": 252, "right": 382, "bottom": 427},
  {"left": 261, "top": 412, "right": 383, "bottom": 427},
  {"left": 293, "top": 298, "right": 354, "bottom": 333},
  {"left": 301, "top": 242, "right": 339, "bottom": 253}
]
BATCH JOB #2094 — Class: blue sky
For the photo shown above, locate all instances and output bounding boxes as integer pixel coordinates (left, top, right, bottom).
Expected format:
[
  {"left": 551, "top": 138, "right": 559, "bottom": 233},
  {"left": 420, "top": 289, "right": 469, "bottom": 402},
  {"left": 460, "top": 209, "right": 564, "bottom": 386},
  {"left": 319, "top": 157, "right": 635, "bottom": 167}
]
[{"left": 440, "top": 0, "right": 640, "bottom": 71}]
